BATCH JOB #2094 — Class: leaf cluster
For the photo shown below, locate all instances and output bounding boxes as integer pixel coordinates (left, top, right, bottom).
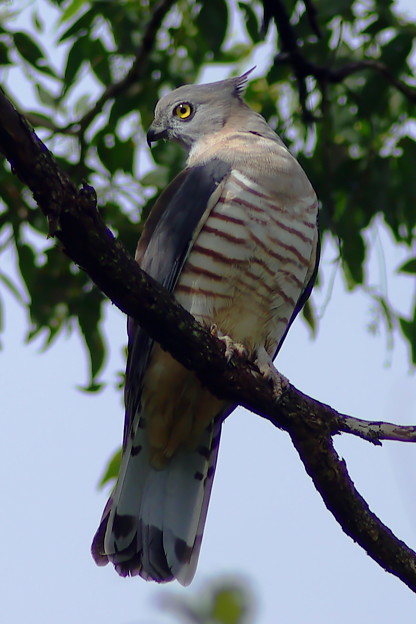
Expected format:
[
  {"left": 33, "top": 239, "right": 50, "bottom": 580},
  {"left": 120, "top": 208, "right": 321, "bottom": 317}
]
[{"left": 0, "top": 0, "right": 415, "bottom": 388}]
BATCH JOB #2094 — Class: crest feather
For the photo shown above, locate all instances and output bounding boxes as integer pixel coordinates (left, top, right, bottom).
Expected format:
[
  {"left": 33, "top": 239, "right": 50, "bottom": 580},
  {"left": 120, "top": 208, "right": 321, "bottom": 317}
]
[{"left": 233, "top": 67, "right": 256, "bottom": 96}]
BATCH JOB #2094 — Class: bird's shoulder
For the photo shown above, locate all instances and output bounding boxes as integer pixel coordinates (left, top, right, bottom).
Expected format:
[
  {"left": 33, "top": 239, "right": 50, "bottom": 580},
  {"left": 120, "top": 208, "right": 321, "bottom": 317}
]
[{"left": 188, "top": 129, "right": 317, "bottom": 208}]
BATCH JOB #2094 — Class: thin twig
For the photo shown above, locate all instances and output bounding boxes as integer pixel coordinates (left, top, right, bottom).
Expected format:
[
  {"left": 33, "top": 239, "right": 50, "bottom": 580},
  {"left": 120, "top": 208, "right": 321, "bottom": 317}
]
[
  {"left": 24, "top": 113, "right": 67, "bottom": 133},
  {"left": 263, "top": 0, "right": 316, "bottom": 122}
]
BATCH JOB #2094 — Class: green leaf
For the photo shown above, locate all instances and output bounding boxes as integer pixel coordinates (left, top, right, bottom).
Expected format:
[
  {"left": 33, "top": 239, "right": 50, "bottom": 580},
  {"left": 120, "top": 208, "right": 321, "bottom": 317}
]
[
  {"left": 95, "top": 130, "right": 135, "bottom": 175},
  {"left": 116, "top": 138, "right": 135, "bottom": 174},
  {"left": 0, "top": 296, "right": 3, "bottom": 348},
  {"left": 32, "top": 10, "right": 44, "bottom": 33},
  {"left": 77, "top": 292, "right": 106, "bottom": 386},
  {"left": 238, "top": 2, "right": 261, "bottom": 43},
  {"left": 341, "top": 232, "right": 365, "bottom": 288},
  {"left": 13, "top": 31, "right": 56, "bottom": 76},
  {"left": 0, "top": 271, "right": 27, "bottom": 305},
  {"left": 73, "top": 92, "right": 93, "bottom": 117},
  {"left": 196, "top": 0, "right": 228, "bottom": 52},
  {"left": 25, "top": 111, "right": 58, "bottom": 127},
  {"left": 58, "top": 0, "right": 87, "bottom": 25},
  {"left": 35, "top": 83, "right": 57, "bottom": 108},
  {"left": 211, "top": 586, "right": 247, "bottom": 624},
  {"left": 363, "top": 13, "right": 394, "bottom": 36},
  {"left": 99, "top": 447, "right": 122, "bottom": 488},
  {"left": 302, "top": 298, "right": 318, "bottom": 337},
  {"left": 314, "top": 0, "right": 354, "bottom": 22},
  {"left": 108, "top": 90, "right": 138, "bottom": 126},
  {"left": 13, "top": 31, "right": 44, "bottom": 64},
  {"left": 399, "top": 314, "right": 416, "bottom": 365},
  {"left": 58, "top": 7, "right": 95, "bottom": 42},
  {"left": 16, "top": 242, "right": 36, "bottom": 295},
  {"left": 0, "top": 41, "right": 11, "bottom": 65},
  {"left": 96, "top": 134, "right": 117, "bottom": 173},
  {"left": 89, "top": 38, "right": 112, "bottom": 86},
  {"left": 397, "top": 258, "right": 416, "bottom": 274},
  {"left": 63, "top": 35, "right": 88, "bottom": 86},
  {"left": 381, "top": 31, "right": 414, "bottom": 70}
]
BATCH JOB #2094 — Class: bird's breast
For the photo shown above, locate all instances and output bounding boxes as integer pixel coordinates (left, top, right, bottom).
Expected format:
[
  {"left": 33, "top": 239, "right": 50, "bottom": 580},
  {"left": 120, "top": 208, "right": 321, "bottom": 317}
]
[{"left": 174, "top": 168, "right": 317, "bottom": 354}]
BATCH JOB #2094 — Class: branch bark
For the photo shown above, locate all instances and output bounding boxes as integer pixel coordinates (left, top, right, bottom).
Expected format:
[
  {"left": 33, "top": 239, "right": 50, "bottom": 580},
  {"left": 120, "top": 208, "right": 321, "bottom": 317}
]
[{"left": 1, "top": 88, "right": 416, "bottom": 592}]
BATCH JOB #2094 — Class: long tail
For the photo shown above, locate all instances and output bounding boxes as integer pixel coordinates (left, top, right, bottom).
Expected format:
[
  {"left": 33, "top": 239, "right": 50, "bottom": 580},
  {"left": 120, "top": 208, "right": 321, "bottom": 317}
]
[{"left": 91, "top": 415, "right": 222, "bottom": 586}]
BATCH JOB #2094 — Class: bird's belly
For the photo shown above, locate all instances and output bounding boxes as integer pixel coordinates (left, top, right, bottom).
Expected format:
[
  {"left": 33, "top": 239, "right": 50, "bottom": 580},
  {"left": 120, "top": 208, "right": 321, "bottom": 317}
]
[{"left": 141, "top": 345, "right": 226, "bottom": 468}]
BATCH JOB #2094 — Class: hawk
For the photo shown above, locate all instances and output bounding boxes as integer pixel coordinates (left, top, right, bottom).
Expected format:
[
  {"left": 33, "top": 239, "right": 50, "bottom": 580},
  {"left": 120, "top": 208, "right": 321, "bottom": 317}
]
[{"left": 92, "top": 69, "right": 319, "bottom": 585}]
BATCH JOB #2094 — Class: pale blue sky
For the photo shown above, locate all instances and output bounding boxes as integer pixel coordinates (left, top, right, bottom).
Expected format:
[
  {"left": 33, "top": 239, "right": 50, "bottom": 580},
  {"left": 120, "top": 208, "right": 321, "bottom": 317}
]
[{"left": 1, "top": 2, "right": 416, "bottom": 623}]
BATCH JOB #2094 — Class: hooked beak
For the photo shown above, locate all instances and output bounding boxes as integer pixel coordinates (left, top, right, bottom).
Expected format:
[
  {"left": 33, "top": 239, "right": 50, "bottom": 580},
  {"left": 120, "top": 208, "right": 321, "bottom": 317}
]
[{"left": 146, "top": 125, "right": 168, "bottom": 148}]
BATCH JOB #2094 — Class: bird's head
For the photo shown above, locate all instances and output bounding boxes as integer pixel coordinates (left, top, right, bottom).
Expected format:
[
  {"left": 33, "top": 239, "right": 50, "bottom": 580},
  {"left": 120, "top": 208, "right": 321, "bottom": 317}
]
[{"left": 146, "top": 68, "right": 255, "bottom": 151}]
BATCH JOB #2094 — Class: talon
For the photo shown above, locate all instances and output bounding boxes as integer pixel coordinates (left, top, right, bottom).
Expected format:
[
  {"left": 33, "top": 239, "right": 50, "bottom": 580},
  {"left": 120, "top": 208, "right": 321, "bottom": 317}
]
[
  {"left": 210, "top": 326, "right": 247, "bottom": 362},
  {"left": 269, "top": 371, "right": 289, "bottom": 400},
  {"left": 254, "top": 351, "right": 289, "bottom": 401}
]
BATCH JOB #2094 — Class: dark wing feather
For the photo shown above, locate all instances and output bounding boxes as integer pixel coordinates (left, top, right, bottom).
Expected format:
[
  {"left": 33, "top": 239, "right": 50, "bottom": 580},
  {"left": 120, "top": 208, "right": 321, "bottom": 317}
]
[{"left": 123, "top": 159, "right": 231, "bottom": 447}]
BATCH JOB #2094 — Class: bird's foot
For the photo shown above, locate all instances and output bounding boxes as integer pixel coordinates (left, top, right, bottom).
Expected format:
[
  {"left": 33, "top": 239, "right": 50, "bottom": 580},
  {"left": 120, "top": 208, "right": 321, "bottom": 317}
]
[
  {"left": 254, "top": 356, "right": 289, "bottom": 401},
  {"left": 210, "top": 324, "right": 247, "bottom": 362}
]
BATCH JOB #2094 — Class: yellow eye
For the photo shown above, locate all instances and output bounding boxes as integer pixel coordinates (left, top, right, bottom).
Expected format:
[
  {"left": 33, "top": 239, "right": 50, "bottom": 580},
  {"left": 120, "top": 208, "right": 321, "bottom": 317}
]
[{"left": 174, "top": 103, "right": 193, "bottom": 119}]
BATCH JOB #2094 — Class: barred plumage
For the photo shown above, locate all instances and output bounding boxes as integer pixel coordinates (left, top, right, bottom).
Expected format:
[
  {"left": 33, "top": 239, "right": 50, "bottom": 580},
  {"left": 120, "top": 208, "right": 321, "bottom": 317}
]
[
  {"left": 92, "top": 69, "right": 319, "bottom": 586},
  {"left": 176, "top": 167, "right": 316, "bottom": 352}
]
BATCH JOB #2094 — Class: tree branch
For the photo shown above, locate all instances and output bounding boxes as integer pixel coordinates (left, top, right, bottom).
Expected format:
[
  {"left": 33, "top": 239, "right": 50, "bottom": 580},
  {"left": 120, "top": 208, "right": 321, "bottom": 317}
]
[
  {"left": 335, "top": 414, "right": 416, "bottom": 443},
  {"left": 303, "top": 0, "right": 322, "bottom": 40},
  {"left": 275, "top": 54, "right": 416, "bottom": 104},
  {"left": 262, "top": 0, "right": 416, "bottom": 105},
  {"left": 262, "top": 0, "right": 315, "bottom": 122},
  {"left": 287, "top": 412, "right": 416, "bottom": 588},
  {"left": 63, "top": 0, "right": 176, "bottom": 135},
  {"left": 1, "top": 88, "right": 416, "bottom": 592}
]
